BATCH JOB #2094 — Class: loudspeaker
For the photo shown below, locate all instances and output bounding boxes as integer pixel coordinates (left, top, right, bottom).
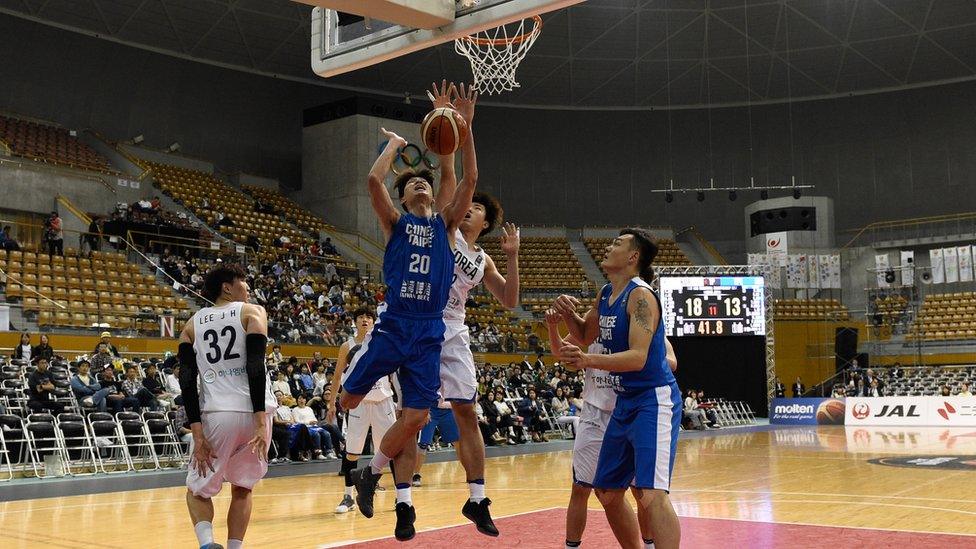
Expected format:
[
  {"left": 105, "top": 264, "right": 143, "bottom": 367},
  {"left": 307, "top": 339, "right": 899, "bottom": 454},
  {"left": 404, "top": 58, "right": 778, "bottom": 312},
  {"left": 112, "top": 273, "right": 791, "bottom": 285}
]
[
  {"left": 835, "top": 327, "right": 858, "bottom": 373},
  {"left": 750, "top": 207, "right": 817, "bottom": 237}
]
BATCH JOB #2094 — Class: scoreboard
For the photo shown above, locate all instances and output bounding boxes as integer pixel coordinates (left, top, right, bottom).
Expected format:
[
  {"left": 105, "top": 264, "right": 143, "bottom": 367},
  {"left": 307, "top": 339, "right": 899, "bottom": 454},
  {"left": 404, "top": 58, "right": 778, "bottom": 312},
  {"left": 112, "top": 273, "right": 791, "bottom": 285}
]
[{"left": 660, "top": 276, "right": 766, "bottom": 337}]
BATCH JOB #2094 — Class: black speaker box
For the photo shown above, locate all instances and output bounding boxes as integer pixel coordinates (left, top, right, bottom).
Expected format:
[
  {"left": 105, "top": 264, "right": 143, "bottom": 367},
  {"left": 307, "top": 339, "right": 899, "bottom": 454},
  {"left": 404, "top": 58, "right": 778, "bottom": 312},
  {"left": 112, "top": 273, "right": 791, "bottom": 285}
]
[{"left": 750, "top": 207, "right": 817, "bottom": 237}]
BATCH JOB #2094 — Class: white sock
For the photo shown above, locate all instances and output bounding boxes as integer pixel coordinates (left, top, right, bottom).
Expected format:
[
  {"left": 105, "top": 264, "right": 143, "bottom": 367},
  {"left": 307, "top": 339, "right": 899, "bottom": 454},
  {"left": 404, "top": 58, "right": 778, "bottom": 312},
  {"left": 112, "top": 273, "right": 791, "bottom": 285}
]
[
  {"left": 644, "top": 539, "right": 655, "bottom": 549},
  {"left": 396, "top": 485, "right": 412, "bottom": 505},
  {"left": 227, "top": 540, "right": 243, "bottom": 549},
  {"left": 370, "top": 450, "right": 392, "bottom": 474},
  {"left": 193, "top": 521, "right": 214, "bottom": 548},
  {"left": 468, "top": 481, "right": 486, "bottom": 503},
  {"left": 344, "top": 486, "right": 354, "bottom": 497}
]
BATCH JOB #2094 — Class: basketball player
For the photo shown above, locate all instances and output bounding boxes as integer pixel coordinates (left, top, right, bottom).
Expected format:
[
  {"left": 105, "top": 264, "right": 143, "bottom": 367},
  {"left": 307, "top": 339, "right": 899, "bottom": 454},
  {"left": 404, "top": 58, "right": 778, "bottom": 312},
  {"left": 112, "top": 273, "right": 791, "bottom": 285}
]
[
  {"left": 341, "top": 83, "right": 479, "bottom": 541},
  {"left": 326, "top": 307, "right": 397, "bottom": 514},
  {"left": 419, "top": 80, "right": 520, "bottom": 535},
  {"left": 554, "top": 229, "right": 682, "bottom": 549},
  {"left": 547, "top": 308, "right": 676, "bottom": 549},
  {"left": 177, "top": 264, "right": 276, "bottom": 549},
  {"left": 412, "top": 397, "right": 460, "bottom": 485}
]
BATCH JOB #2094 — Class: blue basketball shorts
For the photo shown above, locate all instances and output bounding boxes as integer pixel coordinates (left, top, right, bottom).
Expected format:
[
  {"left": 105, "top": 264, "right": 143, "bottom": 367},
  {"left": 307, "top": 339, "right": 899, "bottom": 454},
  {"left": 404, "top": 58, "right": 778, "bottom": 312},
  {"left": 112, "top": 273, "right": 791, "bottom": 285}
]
[
  {"left": 592, "top": 382, "right": 682, "bottom": 491},
  {"left": 342, "top": 305, "right": 445, "bottom": 410},
  {"left": 418, "top": 406, "right": 459, "bottom": 449}
]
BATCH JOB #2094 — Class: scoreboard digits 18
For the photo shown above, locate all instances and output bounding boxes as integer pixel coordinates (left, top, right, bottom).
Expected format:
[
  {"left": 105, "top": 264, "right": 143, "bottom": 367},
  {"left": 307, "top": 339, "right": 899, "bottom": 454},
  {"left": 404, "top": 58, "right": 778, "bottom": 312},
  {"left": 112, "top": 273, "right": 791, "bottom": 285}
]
[{"left": 659, "top": 276, "right": 765, "bottom": 337}]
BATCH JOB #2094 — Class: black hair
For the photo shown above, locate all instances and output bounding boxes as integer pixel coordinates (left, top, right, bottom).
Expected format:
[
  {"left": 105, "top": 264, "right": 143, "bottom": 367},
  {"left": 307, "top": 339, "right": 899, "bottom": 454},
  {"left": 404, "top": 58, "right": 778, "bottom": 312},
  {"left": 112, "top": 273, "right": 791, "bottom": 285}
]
[
  {"left": 393, "top": 169, "right": 435, "bottom": 211},
  {"left": 351, "top": 307, "right": 376, "bottom": 321},
  {"left": 471, "top": 191, "right": 503, "bottom": 237},
  {"left": 202, "top": 263, "right": 247, "bottom": 303},
  {"left": 619, "top": 228, "right": 658, "bottom": 283}
]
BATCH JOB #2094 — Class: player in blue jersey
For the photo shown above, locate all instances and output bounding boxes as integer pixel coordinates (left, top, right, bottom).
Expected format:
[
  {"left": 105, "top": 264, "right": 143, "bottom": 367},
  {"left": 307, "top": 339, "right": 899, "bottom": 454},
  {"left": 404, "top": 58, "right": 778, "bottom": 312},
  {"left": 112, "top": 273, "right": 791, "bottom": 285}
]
[
  {"left": 339, "top": 82, "right": 479, "bottom": 541},
  {"left": 553, "top": 228, "right": 682, "bottom": 549}
]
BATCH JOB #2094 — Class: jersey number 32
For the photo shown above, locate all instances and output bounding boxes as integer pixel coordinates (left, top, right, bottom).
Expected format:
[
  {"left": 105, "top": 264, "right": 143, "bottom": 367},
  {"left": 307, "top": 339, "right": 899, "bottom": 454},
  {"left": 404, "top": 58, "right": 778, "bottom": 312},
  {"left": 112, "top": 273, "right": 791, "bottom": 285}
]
[{"left": 202, "top": 326, "right": 241, "bottom": 365}]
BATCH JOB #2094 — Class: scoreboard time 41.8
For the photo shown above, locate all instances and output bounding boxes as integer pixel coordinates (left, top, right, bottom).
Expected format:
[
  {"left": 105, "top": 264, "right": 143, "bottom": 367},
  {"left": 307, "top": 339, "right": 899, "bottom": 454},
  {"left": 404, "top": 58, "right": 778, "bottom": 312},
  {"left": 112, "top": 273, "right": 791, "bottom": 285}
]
[{"left": 659, "top": 276, "right": 766, "bottom": 337}]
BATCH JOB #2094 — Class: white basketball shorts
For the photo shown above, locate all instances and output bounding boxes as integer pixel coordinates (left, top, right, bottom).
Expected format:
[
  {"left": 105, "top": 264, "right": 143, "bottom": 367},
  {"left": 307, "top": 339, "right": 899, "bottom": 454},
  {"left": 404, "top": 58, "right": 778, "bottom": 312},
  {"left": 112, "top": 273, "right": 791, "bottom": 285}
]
[
  {"left": 345, "top": 398, "right": 396, "bottom": 455},
  {"left": 440, "top": 321, "right": 477, "bottom": 402},
  {"left": 572, "top": 404, "right": 613, "bottom": 487},
  {"left": 186, "top": 411, "right": 272, "bottom": 498}
]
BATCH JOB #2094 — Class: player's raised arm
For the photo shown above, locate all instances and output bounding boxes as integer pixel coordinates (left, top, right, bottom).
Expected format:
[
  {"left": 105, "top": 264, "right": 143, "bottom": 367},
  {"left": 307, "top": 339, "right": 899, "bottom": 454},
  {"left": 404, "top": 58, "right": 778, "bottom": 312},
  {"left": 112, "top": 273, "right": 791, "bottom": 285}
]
[
  {"left": 561, "top": 287, "right": 657, "bottom": 373},
  {"left": 368, "top": 128, "right": 407, "bottom": 240},
  {"left": 482, "top": 222, "right": 520, "bottom": 308},
  {"left": 326, "top": 339, "right": 352, "bottom": 424},
  {"left": 553, "top": 294, "right": 598, "bottom": 346},
  {"left": 428, "top": 81, "right": 459, "bottom": 214},
  {"left": 442, "top": 83, "right": 478, "bottom": 232}
]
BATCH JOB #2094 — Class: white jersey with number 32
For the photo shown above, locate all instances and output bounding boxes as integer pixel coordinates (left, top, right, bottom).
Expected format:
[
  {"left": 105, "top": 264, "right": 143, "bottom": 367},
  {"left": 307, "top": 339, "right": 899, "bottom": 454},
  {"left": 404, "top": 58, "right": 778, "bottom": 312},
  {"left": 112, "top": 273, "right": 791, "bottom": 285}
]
[
  {"left": 192, "top": 302, "right": 276, "bottom": 414},
  {"left": 582, "top": 342, "right": 617, "bottom": 412}
]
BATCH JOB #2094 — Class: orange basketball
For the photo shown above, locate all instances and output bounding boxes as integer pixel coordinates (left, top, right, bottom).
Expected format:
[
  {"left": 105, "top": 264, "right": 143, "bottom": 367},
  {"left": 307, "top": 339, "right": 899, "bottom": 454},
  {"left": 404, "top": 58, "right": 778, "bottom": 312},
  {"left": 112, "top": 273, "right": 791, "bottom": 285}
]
[
  {"left": 421, "top": 107, "right": 469, "bottom": 155},
  {"left": 816, "top": 399, "right": 846, "bottom": 425}
]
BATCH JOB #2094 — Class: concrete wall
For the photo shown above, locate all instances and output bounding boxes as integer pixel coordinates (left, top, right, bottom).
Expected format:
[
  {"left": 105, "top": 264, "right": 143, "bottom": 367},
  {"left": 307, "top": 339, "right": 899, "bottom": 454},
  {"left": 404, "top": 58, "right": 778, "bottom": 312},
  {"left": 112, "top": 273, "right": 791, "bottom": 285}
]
[
  {"left": 0, "top": 161, "right": 139, "bottom": 216},
  {"left": 302, "top": 115, "right": 422, "bottom": 245},
  {"left": 238, "top": 173, "right": 280, "bottom": 192}
]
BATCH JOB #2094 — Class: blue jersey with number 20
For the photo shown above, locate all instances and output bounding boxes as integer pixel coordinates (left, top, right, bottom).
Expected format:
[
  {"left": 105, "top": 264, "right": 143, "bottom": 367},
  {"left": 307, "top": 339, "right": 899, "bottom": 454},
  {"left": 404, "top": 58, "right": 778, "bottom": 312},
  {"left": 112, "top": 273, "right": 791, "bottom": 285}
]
[{"left": 383, "top": 212, "right": 453, "bottom": 316}]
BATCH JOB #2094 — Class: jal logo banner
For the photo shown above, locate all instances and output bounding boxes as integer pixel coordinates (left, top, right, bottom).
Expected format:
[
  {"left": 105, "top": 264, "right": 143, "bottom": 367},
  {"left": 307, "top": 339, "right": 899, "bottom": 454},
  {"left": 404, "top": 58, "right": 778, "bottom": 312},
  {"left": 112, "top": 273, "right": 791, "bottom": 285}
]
[{"left": 845, "top": 397, "right": 976, "bottom": 426}]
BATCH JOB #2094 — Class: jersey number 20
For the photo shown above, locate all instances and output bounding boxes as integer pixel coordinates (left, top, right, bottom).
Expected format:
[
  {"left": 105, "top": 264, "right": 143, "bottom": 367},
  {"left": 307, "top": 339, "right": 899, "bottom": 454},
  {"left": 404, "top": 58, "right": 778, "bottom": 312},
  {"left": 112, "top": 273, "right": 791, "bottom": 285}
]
[
  {"left": 408, "top": 253, "right": 430, "bottom": 274},
  {"left": 202, "top": 326, "right": 241, "bottom": 365}
]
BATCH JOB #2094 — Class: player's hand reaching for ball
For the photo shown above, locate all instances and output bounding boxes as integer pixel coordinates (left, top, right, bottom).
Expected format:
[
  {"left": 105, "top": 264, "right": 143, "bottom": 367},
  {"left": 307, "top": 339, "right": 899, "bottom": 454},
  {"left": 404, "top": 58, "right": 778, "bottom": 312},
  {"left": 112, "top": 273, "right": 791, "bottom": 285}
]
[
  {"left": 500, "top": 222, "right": 520, "bottom": 256},
  {"left": 560, "top": 343, "right": 591, "bottom": 371},
  {"left": 545, "top": 308, "right": 561, "bottom": 326},
  {"left": 191, "top": 434, "right": 218, "bottom": 477},
  {"left": 453, "top": 82, "right": 478, "bottom": 126},
  {"left": 553, "top": 294, "right": 581, "bottom": 320},
  {"left": 427, "top": 79, "right": 457, "bottom": 110},
  {"left": 380, "top": 127, "right": 407, "bottom": 149}
]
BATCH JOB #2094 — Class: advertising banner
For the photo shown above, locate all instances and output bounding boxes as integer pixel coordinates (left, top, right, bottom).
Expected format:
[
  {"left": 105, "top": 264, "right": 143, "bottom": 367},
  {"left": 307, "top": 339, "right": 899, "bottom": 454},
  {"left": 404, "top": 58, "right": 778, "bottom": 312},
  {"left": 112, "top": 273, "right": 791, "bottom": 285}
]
[
  {"left": 770, "top": 398, "right": 846, "bottom": 425},
  {"left": 846, "top": 396, "right": 976, "bottom": 426}
]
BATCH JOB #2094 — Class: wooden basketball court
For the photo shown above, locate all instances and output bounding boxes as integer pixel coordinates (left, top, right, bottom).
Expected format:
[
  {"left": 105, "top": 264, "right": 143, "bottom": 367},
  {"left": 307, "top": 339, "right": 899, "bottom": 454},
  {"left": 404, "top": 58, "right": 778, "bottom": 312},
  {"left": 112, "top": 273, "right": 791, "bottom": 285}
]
[{"left": 3, "top": 424, "right": 976, "bottom": 548}]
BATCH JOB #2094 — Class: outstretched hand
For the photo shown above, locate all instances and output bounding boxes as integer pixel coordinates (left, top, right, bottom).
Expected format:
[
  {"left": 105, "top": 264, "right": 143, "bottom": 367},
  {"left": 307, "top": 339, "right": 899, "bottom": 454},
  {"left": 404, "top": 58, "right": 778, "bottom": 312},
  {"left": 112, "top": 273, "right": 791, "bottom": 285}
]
[
  {"left": 427, "top": 80, "right": 457, "bottom": 110},
  {"left": 191, "top": 435, "right": 218, "bottom": 477},
  {"left": 545, "top": 307, "right": 562, "bottom": 326},
  {"left": 380, "top": 127, "right": 407, "bottom": 149},
  {"left": 499, "top": 222, "right": 520, "bottom": 256},
  {"left": 453, "top": 82, "right": 478, "bottom": 125}
]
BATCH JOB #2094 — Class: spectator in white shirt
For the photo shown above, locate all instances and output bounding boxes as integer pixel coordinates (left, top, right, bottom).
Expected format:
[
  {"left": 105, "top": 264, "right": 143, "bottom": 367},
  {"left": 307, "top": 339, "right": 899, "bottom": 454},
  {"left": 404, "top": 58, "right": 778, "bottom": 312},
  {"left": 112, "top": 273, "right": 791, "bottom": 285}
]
[
  {"left": 293, "top": 395, "right": 335, "bottom": 459},
  {"left": 959, "top": 382, "right": 973, "bottom": 397},
  {"left": 165, "top": 365, "right": 182, "bottom": 403}
]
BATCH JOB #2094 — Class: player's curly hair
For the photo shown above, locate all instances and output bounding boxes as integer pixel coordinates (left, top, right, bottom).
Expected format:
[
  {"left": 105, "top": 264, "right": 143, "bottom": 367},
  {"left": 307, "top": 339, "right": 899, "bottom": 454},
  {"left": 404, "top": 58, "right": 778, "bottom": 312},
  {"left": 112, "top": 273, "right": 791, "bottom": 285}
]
[
  {"left": 619, "top": 228, "right": 658, "bottom": 283},
  {"left": 472, "top": 192, "right": 503, "bottom": 237},
  {"left": 394, "top": 169, "right": 435, "bottom": 211}
]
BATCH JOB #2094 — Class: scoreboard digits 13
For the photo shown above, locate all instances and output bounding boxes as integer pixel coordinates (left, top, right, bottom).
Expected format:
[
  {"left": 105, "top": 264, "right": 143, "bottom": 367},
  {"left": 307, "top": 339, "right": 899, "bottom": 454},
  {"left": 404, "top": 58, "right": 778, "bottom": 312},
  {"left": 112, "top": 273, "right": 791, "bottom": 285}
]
[{"left": 659, "top": 276, "right": 766, "bottom": 337}]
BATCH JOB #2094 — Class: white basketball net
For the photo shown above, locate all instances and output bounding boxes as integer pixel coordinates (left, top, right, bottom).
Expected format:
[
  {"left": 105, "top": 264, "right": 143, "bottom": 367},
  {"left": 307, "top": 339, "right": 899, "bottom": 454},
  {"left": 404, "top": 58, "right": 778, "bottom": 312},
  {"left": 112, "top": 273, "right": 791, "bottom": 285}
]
[{"left": 454, "top": 16, "right": 542, "bottom": 95}]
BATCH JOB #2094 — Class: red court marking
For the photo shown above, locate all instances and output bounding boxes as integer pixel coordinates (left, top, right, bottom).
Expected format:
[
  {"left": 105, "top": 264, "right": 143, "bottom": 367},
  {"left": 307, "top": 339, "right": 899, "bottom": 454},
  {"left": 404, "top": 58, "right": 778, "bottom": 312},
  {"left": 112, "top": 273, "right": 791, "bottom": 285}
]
[{"left": 332, "top": 508, "right": 976, "bottom": 548}]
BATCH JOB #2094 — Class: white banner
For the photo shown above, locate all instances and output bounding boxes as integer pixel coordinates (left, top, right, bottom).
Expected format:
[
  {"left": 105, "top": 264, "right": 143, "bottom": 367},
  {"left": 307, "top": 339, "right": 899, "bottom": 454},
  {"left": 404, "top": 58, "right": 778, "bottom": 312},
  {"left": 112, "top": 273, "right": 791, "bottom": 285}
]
[
  {"left": 819, "top": 255, "right": 832, "bottom": 288},
  {"left": 827, "top": 254, "right": 842, "bottom": 288},
  {"left": 808, "top": 254, "right": 821, "bottom": 289},
  {"left": 765, "top": 232, "right": 788, "bottom": 266},
  {"left": 959, "top": 245, "right": 973, "bottom": 282},
  {"left": 900, "top": 250, "right": 915, "bottom": 286},
  {"left": 930, "top": 248, "right": 945, "bottom": 284},
  {"left": 786, "top": 254, "right": 807, "bottom": 289},
  {"left": 210, "top": 241, "right": 221, "bottom": 250},
  {"left": 944, "top": 247, "right": 959, "bottom": 283},
  {"left": 847, "top": 397, "right": 976, "bottom": 426},
  {"left": 875, "top": 254, "right": 890, "bottom": 287}
]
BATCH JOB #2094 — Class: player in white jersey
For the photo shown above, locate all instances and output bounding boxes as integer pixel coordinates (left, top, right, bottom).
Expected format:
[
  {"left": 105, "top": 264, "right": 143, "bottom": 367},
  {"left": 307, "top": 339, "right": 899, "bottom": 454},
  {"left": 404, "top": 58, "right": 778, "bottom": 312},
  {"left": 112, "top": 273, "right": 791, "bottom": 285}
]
[
  {"left": 427, "top": 79, "right": 523, "bottom": 538},
  {"left": 326, "top": 307, "right": 397, "bottom": 514},
  {"left": 547, "top": 308, "right": 676, "bottom": 549},
  {"left": 177, "top": 264, "right": 276, "bottom": 549}
]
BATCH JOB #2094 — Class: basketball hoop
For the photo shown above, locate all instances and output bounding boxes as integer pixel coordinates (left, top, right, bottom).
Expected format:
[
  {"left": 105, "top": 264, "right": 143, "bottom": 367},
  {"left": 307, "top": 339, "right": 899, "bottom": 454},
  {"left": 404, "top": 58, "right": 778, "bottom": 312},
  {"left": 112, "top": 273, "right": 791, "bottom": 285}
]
[{"left": 454, "top": 15, "right": 542, "bottom": 95}]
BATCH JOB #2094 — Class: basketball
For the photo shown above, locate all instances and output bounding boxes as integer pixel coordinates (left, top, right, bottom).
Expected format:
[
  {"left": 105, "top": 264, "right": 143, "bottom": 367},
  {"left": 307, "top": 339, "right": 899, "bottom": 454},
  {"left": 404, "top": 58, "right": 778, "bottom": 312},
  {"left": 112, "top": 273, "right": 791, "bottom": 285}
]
[
  {"left": 421, "top": 107, "right": 469, "bottom": 155},
  {"left": 816, "top": 399, "right": 846, "bottom": 425}
]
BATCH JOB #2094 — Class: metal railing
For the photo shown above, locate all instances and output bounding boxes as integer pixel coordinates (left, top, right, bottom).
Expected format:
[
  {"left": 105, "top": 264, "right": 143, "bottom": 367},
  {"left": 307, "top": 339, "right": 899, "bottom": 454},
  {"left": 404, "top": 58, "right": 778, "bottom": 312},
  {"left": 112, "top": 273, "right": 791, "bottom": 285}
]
[
  {"left": 0, "top": 157, "right": 116, "bottom": 195},
  {"left": 841, "top": 212, "right": 976, "bottom": 249}
]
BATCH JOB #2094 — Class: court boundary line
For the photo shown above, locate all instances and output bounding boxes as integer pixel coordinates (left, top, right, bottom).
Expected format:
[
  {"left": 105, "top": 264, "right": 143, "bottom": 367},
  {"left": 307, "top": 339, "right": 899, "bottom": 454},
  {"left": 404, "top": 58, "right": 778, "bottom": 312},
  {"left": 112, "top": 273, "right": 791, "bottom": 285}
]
[
  {"left": 315, "top": 506, "right": 561, "bottom": 548},
  {"left": 669, "top": 511, "right": 976, "bottom": 539}
]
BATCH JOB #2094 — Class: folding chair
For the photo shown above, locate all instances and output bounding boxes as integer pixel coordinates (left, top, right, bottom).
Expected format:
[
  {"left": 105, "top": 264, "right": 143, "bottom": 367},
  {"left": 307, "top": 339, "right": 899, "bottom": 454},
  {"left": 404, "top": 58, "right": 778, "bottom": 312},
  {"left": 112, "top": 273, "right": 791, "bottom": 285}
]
[
  {"left": 117, "top": 411, "right": 160, "bottom": 470},
  {"left": 87, "top": 412, "right": 132, "bottom": 474},
  {"left": 143, "top": 411, "right": 185, "bottom": 468},
  {"left": 25, "top": 413, "right": 62, "bottom": 478},
  {"left": 0, "top": 414, "right": 28, "bottom": 479},
  {"left": 56, "top": 413, "right": 98, "bottom": 476}
]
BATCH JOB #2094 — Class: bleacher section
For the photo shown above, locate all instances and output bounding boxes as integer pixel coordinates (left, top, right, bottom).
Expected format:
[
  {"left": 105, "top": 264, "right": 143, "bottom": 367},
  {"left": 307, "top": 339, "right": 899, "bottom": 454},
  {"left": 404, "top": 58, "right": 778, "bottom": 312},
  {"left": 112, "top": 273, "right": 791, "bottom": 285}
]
[
  {"left": 861, "top": 366, "right": 973, "bottom": 397},
  {"left": 242, "top": 184, "right": 330, "bottom": 236},
  {"left": 0, "top": 248, "right": 189, "bottom": 331},
  {"left": 0, "top": 116, "right": 117, "bottom": 175},
  {"left": 774, "top": 299, "right": 849, "bottom": 321},
  {"left": 139, "top": 161, "right": 315, "bottom": 257},
  {"left": 481, "top": 236, "right": 588, "bottom": 291},
  {"left": 584, "top": 237, "right": 691, "bottom": 267},
  {"left": 909, "top": 292, "right": 976, "bottom": 341}
]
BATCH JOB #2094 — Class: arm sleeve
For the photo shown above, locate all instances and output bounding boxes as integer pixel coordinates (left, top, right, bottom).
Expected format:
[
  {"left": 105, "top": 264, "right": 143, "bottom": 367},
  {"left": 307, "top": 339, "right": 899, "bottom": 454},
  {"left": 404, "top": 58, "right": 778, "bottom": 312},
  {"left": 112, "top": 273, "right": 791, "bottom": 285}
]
[
  {"left": 177, "top": 342, "right": 202, "bottom": 424},
  {"left": 245, "top": 334, "right": 269, "bottom": 414}
]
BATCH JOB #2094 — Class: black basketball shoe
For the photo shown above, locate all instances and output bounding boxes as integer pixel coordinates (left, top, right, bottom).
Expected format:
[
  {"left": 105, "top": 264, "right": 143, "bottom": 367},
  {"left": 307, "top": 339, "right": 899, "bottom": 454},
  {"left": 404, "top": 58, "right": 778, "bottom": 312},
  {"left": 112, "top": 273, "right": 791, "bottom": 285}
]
[
  {"left": 394, "top": 502, "right": 417, "bottom": 541},
  {"left": 462, "top": 497, "right": 499, "bottom": 536}
]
